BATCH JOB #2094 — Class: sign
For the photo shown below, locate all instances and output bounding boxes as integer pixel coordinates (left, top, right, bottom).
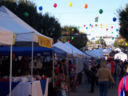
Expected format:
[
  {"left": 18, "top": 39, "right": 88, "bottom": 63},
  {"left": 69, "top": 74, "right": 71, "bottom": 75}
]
[
  {"left": 13, "top": 34, "right": 16, "bottom": 45},
  {"left": 38, "top": 35, "right": 52, "bottom": 48}
]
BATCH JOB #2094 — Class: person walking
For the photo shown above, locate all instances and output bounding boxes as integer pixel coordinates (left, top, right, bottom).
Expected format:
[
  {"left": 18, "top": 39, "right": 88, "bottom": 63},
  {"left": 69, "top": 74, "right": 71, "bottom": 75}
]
[
  {"left": 118, "top": 63, "right": 128, "bottom": 96},
  {"left": 96, "top": 60, "right": 115, "bottom": 96}
]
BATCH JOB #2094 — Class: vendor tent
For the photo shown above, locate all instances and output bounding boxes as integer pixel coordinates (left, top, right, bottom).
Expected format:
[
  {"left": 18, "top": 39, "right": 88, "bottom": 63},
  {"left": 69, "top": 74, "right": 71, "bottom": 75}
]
[
  {"left": 53, "top": 41, "right": 73, "bottom": 55},
  {"left": 0, "top": 6, "right": 52, "bottom": 47},
  {"left": 64, "top": 42, "right": 86, "bottom": 57},
  {"left": 114, "top": 52, "right": 127, "bottom": 62}
]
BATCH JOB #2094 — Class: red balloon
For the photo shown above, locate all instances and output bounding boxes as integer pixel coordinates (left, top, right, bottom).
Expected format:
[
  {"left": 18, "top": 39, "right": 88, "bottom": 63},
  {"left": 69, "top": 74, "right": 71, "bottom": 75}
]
[
  {"left": 111, "top": 26, "right": 113, "bottom": 29},
  {"left": 83, "top": 24, "right": 86, "bottom": 27},
  {"left": 84, "top": 4, "right": 88, "bottom": 9},
  {"left": 106, "top": 28, "right": 108, "bottom": 31},
  {"left": 53, "top": 3, "right": 57, "bottom": 8}
]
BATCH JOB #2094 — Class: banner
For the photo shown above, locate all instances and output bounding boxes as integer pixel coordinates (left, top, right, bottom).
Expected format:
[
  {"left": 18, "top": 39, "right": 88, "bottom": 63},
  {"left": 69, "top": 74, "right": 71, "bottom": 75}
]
[{"left": 38, "top": 35, "right": 52, "bottom": 48}]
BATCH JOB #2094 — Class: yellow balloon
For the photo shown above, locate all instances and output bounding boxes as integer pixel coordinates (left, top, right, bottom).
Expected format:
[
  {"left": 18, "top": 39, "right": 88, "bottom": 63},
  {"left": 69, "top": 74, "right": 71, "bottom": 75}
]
[
  {"left": 80, "top": 30, "right": 83, "bottom": 33},
  {"left": 105, "top": 24, "right": 108, "bottom": 27},
  {"left": 69, "top": 2, "right": 72, "bottom": 7},
  {"left": 72, "top": 28, "right": 74, "bottom": 31}
]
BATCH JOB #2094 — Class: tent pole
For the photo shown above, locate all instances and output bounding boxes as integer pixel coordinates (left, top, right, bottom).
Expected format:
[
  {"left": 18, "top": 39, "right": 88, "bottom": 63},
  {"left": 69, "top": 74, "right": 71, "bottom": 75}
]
[
  {"left": 31, "top": 41, "right": 34, "bottom": 81},
  {"left": 52, "top": 52, "right": 55, "bottom": 87},
  {"left": 9, "top": 45, "right": 12, "bottom": 96},
  {"left": 30, "top": 40, "right": 34, "bottom": 96}
]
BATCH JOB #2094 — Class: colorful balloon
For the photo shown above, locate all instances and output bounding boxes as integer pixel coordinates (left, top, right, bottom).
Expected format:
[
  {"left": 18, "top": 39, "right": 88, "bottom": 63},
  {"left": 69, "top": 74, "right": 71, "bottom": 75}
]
[
  {"left": 84, "top": 4, "right": 88, "bottom": 9},
  {"left": 83, "top": 25, "right": 86, "bottom": 27},
  {"left": 113, "top": 17, "right": 117, "bottom": 22},
  {"left": 68, "top": 41, "right": 70, "bottom": 43},
  {"left": 69, "top": 2, "right": 72, "bottom": 7},
  {"left": 53, "top": 3, "right": 57, "bottom": 8},
  {"left": 111, "top": 26, "right": 113, "bottom": 29},
  {"left": 99, "top": 9, "right": 103, "bottom": 14},
  {"left": 72, "top": 37, "right": 74, "bottom": 40},
  {"left": 116, "top": 29, "right": 119, "bottom": 31},
  {"left": 24, "top": 12, "right": 29, "bottom": 17},
  {"left": 72, "top": 28, "right": 74, "bottom": 31},
  {"left": 112, "top": 32, "right": 113, "bottom": 34},
  {"left": 95, "top": 24, "right": 98, "bottom": 27},
  {"left": 105, "top": 24, "right": 108, "bottom": 27},
  {"left": 106, "top": 28, "right": 108, "bottom": 31},
  {"left": 91, "top": 25, "right": 93, "bottom": 28},
  {"left": 86, "top": 27, "right": 88, "bottom": 29},
  {"left": 39, "top": 6, "right": 43, "bottom": 11},
  {"left": 95, "top": 17, "right": 98, "bottom": 22}
]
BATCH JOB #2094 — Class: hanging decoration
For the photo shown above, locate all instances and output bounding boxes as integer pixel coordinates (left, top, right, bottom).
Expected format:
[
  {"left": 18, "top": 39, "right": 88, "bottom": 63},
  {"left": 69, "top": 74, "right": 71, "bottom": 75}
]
[
  {"left": 95, "top": 24, "right": 98, "bottom": 27},
  {"left": 116, "top": 29, "right": 119, "bottom": 32},
  {"left": 78, "top": 26, "right": 80, "bottom": 29},
  {"left": 91, "top": 25, "right": 93, "bottom": 28},
  {"left": 39, "top": 6, "right": 43, "bottom": 11},
  {"left": 65, "top": 32, "right": 69, "bottom": 35},
  {"left": 89, "top": 24, "right": 92, "bottom": 26},
  {"left": 95, "top": 17, "right": 99, "bottom": 22},
  {"left": 105, "top": 24, "right": 108, "bottom": 27},
  {"left": 69, "top": 2, "right": 72, "bottom": 7},
  {"left": 106, "top": 28, "right": 108, "bottom": 31},
  {"left": 112, "top": 32, "right": 113, "bottom": 34},
  {"left": 68, "top": 41, "right": 70, "bottom": 43},
  {"left": 99, "top": 9, "right": 103, "bottom": 14},
  {"left": 53, "top": 3, "right": 57, "bottom": 8},
  {"left": 81, "top": 30, "right": 83, "bottom": 33},
  {"left": 111, "top": 26, "right": 113, "bottom": 29},
  {"left": 86, "top": 27, "right": 88, "bottom": 29},
  {"left": 113, "top": 17, "right": 117, "bottom": 22},
  {"left": 83, "top": 24, "right": 86, "bottom": 27},
  {"left": 72, "top": 28, "right": 74, "bottom": 31},
  {"left": 72, "top": 37, "right": 74, "bottom": 40},
  {"left": 84, "top": 4, "right": 88, "bottom": 9},
  {"left": 24, "top": 12, "right": 29, "bottom": 17}
]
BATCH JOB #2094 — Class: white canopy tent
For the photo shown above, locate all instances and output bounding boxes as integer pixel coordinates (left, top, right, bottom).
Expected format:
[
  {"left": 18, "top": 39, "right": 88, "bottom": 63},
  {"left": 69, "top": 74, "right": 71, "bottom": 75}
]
[
  {"left": 53, "top": 41, "right": 73, "bottom": 55},
  {"left": 103, "top": 48, "right": 112, "bottom": 55},
  {"left": 114, "top": 48, "right": 121, "bottom": 52},
  {"left": 0, "top": 6, "right": 53, "bottom": 96},
  {"left": 64, "top": 42, "right": 87, "bottom": 57},
  {"left": 0, "top": 27, "right": 14, "bottom": 96},
  {"left": 114, "top": 52, "right": 128, "bottom": 62},
  {"left": 0, "top": 6, "right": 52, "bottom": 43}
]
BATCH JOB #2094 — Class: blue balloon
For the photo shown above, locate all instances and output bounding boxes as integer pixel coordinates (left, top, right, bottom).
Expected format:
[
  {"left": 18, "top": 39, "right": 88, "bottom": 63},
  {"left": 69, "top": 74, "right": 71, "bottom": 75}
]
[
  {"left": 116, "top": 29, "right": 119, "bottom": 31},
  {"left": 39, "top": 6, "right": 43, "bottom": 11},
  {"left": 89, "top": 24, "right": 91, "bottom": 26},
  {"left": 86, "top": 27, "right": 88, "bottom": 29},
  {"left": 113, "top": 17, "right": 117, "bottom": 22}
]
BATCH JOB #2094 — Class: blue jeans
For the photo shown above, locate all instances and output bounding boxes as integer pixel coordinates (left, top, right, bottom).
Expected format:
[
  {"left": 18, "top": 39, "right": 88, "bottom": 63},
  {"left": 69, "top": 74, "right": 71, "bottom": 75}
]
[{"left": 99, "top": 81, "right": 108, "bottom": 96}]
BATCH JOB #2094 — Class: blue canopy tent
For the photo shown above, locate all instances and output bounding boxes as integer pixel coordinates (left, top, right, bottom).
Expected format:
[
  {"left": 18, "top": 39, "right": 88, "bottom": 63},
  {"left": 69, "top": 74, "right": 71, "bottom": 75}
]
[{"left": 0, "top": 46, "right": 52, "bottom": 56}]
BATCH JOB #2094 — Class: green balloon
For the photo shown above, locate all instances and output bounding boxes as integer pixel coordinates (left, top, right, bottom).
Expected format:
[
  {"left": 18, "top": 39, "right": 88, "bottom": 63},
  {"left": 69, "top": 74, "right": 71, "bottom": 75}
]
[
  {"left": 99, "top": 9, "right": 103, "bottom": 14},
  {"left": 112, "top": 32, "right": 113, "bottom": 34},
  {"left": 72, "top": 37, "right": 74, "bottom": 40},
  {"left": 24, "top": 12, "right": 29, "bottom": 17}
]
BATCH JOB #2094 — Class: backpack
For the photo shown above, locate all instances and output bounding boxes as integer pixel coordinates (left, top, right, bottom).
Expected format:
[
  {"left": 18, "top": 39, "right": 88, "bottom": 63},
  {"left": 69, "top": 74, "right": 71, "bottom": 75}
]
[{"left": 120, "top": 76, "right": 127, "bottom": 96}]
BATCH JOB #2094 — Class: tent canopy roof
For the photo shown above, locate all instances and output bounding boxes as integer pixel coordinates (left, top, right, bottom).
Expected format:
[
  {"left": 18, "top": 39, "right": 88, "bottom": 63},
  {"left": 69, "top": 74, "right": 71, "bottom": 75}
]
[{"left": 0, "top": 6, "right": 52, "bottom": 42}]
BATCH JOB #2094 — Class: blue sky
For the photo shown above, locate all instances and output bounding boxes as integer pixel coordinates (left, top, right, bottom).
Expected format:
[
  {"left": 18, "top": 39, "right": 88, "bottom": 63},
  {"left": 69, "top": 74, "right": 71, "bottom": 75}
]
[{"left": 31, "top": 0, "right": 128, "bottom": 45}]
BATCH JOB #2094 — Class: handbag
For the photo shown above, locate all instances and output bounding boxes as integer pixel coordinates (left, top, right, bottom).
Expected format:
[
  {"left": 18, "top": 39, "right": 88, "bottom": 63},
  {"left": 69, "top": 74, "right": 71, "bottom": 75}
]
[{"left": 120, "top": 76, "right": 127, "bottom": 96}]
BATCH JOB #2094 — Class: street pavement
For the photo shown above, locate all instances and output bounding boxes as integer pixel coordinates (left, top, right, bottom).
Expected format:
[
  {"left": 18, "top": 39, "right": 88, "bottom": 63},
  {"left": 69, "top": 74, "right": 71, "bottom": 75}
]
[{"left": 70, "top": 82, "right": 118, "bottom": 96}]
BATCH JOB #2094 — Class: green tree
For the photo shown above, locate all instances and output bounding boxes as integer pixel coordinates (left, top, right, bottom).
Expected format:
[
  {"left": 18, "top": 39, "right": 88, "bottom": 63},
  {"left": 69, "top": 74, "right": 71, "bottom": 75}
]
[
  {"left": 0, "top": 0, "right": 61, "bottom": 42},
  {"left": 60, "top": 26, "right": 88, "bottom": 49},
  {"left": 118, "top": 5, "right": 128, "bottom": 41}
]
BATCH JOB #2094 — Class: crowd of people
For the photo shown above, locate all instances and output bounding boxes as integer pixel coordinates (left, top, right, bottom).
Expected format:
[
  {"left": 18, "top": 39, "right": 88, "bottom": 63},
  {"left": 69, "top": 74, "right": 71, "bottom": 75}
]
[{"left": 83, "top": 57, "right": 128, "bottom": 96}]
